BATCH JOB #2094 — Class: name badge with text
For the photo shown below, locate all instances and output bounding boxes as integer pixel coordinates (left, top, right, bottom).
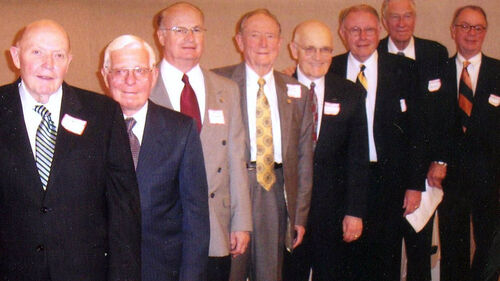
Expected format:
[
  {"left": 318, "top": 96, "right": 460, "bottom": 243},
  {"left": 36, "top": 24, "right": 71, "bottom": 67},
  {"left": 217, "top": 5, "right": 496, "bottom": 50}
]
[
  {"left": 61, "top": 114, "right": 87, "bottom": 135},
  {"left": 208, "top": 109, "right": 225, "bottom": 124}
]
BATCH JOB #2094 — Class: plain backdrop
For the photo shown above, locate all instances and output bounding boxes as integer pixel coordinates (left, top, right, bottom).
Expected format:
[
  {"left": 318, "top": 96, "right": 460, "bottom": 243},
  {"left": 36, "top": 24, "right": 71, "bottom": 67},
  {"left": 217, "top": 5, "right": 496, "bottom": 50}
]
[{"left": 1, "top": 0, "right": 499, "bottom": 94}]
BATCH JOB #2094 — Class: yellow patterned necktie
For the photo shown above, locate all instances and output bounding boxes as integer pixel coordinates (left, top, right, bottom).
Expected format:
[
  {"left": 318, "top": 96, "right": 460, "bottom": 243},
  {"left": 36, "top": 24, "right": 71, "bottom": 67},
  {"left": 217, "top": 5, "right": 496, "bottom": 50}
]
[
  {"left": 256, "top": 78, "right": 276, "bottom": 191},
  {"left": 356, "top": 64, "right": 368, "bottom": 91}
]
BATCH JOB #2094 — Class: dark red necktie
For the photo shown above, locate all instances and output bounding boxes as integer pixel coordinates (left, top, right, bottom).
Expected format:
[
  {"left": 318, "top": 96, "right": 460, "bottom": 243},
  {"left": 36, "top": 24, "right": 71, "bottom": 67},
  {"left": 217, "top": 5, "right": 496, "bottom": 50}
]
[
  {"left": 181, "top": 74, "right": 202, "bottom": 132},
  {"left": 310, "top": 82, "right": 318, "bottom": 142}
]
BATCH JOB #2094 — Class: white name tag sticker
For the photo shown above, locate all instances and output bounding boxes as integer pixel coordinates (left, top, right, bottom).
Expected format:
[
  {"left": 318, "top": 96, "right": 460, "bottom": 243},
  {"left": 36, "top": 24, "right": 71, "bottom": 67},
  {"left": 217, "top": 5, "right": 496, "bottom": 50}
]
[
  {"left": 208, "top": 109, "right": 225, "bottom": 124},
  {"left": 489, "top": 94, "right": 500, "bottom": 107},
  {"left": 61, "top": 114, "right": 87, "bottom": 135},
  {"left": 324, "top": 102, "right": 340, "bottom": 115},
  {"left": 428, "top": 79, "right": 441, "bottom": 92},
  {"left": 400, "top": 99, "right": 407, "bottom": 112},
  {"left": 286, "top": 84, "right": 301, "bottom": 98}
]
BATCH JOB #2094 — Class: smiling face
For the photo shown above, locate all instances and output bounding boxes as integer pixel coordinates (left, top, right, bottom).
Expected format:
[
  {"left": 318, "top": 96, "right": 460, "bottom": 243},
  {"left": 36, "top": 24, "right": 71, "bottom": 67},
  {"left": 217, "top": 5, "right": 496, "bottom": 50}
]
[
  {"left": 451, "top": 7, "right": 487, "bottom": 60},
  {"left": 383, "top": 0, "right": 416, "bottom": 49},
  {"left": 291, "top": 21, "right": 333, "bottom": 80},
  {"left": 10, "top": 20, "right": 72, "bottom": 103},
  {"left": 157, "top": 4, "right": 204, "bottom": 73},
  {"left": 340, "top": 10, "right": 381, "bottom": 62},
  {"left": 103, "top": 47, "right": 158, "bottom": 116},
  {"left": 236, "top": 13, "right": 282, "bottom": 76}
]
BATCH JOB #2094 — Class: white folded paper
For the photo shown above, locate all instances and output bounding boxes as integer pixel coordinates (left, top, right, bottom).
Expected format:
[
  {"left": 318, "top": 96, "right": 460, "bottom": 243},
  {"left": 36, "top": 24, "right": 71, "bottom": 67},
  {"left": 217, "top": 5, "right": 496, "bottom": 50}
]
[{"left": 405, "top": 180, "right": 444, "bottom": 232}]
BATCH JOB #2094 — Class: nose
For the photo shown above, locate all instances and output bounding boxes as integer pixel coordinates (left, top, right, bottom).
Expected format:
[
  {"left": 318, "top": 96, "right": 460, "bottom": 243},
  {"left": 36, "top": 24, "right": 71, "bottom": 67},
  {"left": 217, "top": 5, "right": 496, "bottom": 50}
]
[
  {"left": 313, "top": 49, "right": 321, "bottom": 60},
  {"left": 258, "top": 35, "right": 268, "bottom": 48},
  {"left": 43, "top": 54, "right": 55, "bottom": 69},
  {"left": 124, "top": 70, "right": 137, "bottom": 85}
]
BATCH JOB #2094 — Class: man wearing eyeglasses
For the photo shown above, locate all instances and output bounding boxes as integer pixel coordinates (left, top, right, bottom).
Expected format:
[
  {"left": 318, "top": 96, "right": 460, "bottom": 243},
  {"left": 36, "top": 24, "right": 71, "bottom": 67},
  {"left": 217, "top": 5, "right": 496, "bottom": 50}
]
[
  {"left": 149, "top": 2, "right": 251, "bottom": 281},
  {"left": 101, "top": 34, "right": 210, "bottom": 281},
  {"left": 436, "top": 5, "right": 500, "bottom": 281},
  {"left": 330, "top": 4, "right": 426, "bottom": 280},
  {"left": 282, "top": 20, "right": 369, "bottom": 281},
  {"left": 377, "top": 1, "right": 449, "bottom": 280},
  {"left": 213, "top": 9, "right": 313, "bottom": 281}
]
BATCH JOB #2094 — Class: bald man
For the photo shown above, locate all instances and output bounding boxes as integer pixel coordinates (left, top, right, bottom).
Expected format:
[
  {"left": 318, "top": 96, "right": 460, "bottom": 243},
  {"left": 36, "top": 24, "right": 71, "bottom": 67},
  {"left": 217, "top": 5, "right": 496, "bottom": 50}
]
[
  {"left": 283, "top": 20, "right": 369, "bottom": 281},
  {"left": 0, "top": 20, "right": 141, "bottom": 280}
]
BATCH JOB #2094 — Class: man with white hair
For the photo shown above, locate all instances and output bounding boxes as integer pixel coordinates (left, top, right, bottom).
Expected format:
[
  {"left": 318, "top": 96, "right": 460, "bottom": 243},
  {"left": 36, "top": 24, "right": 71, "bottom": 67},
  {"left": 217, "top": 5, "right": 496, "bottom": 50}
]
[{"left": 101, "top": 34, "right": 210, "bottom": 281}]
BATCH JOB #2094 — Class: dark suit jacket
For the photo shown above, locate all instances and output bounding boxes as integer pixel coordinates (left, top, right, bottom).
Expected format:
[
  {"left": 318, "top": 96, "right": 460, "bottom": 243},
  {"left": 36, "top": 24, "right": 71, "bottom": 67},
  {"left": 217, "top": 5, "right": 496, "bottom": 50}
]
[
  {"left": 379, "top": 36, "right": 449, "bottom": 162},
  {"left": 438, "top": 54, "right": 500, "bottom": 190},
  {"left": 137, "top": 101, "right": 209, "bottom": 281},
  {"left": 213, "top": 63, "right": 314, "bottom": 250},
  {"left": 307, "top": 72, "right": 369, "bottom": 239},
  {"left": 330, "top": 52, "right": 426, "bottom": 202},
  {"left": 0, "top": 81, "right": 141, "bottom": 281}
]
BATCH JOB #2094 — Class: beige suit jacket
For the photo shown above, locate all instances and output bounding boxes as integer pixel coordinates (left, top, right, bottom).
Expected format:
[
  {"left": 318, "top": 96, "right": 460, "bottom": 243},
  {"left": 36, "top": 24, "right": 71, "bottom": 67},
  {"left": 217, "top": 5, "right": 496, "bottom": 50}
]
[
  {"left": 150, "top": 66, "right": 252, "bottom": 257},
  {"left": 213, "top": 63, "right": 313, "bottom": 250}
]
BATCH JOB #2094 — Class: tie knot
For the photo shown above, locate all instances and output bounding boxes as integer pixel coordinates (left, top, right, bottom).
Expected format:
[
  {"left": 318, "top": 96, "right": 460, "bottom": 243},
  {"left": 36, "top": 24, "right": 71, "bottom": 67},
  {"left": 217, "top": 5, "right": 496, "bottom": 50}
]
[
  {"left": 463, "top": 61, "right": 471, "bottom": 69},
  {"left": 125, "top": 118, "right": 136, "bottom": 133},
  {"left": 397, "top": 51, "right": 405, "bottom": 57},
  {"left": 310, "top": 82, "right": 316, "bottom": 90},
  {"left": 34, "top": 105, "right": 52, "bottom": 120},
  {"left": 258, "top": 78, "right": 266, "bottom": 89},
  {"left": 360, "top": 64, "right": 366, "bottom": 72},
  {"left": 182, "top": 74, "right": 190, "bottom": 84}
]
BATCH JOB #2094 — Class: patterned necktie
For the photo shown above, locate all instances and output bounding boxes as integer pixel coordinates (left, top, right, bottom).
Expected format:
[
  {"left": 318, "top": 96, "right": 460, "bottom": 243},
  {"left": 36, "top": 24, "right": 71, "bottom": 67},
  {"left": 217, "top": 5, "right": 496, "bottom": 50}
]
[
  {"left": 125, "top": 118, "right": 140, "bottom": 169},
  {"left": 458, "top": 61, "right": 473, "bottom": 132},
  {"left": 34, "top": 105, "right": 57, "bottom": 190},
  {"left": 356, "top": 64, "right": 368, "bottom": 91},
  {"left": 181, "top": 74, "right": 202, "bottom": 132},
  {"left": 310, "top": 82, "right": 318, "bottom": 142},
  {"left": 256, "top": 78, "right": 276, "bottom": 191}
]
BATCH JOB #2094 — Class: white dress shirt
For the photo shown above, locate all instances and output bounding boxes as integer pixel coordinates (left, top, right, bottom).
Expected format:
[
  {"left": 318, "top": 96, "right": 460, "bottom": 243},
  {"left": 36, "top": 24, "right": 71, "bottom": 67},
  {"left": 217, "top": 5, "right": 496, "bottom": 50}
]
[
  {"left": 456, "top": 52, "right": 482, "bottom": 95},
  {"left": 245, "top": 64, "right": 282, "bottom": 163},
  {"left": 296, "top": 66, "right": 325, "bottom": 139},
  {"left": 160, "top": 59, "right": 206, "bottom": 123},
  {"left": 346, "top": 51, "right": 378, "bottom": 162},
  {"left": 19, "top": 80, "right": 62, "bottom": 159},
  {"left": 124, "top": 101, "right": 148, "bottom": 145},
  {"left": 388, "top": 36, "right": 416, "bottom": 60}
]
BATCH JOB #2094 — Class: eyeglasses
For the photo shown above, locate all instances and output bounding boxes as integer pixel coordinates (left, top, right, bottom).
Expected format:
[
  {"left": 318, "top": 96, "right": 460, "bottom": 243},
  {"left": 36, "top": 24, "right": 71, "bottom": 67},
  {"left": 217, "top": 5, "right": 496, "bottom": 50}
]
[
  {"left": 159, "top": 26, "right": 207, "bottom": 36},
  {"left": 454, "top": 23, "right": 487, "bottom": 33},
  {"left": 108, "top": 67, "right": 152, "bottom": 80},
  {"left": 345, "top": 27, "right": 378, "bottom": 37},
  {"left": 294, "top": 43, "right": 333, "bottom": 57}
]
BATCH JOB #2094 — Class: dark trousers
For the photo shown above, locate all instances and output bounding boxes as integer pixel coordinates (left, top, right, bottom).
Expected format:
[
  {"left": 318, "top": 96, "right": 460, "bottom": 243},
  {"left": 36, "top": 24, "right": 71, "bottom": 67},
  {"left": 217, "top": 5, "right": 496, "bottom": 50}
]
[
  {"left": 403, "top": 214, "right": 434, "bottom": 281},
  {"left": 208, "top": 255, "right": 231, "bottom": 281},
  {"left": 282, "top": 233, "right": 311, "bottom": 281}
]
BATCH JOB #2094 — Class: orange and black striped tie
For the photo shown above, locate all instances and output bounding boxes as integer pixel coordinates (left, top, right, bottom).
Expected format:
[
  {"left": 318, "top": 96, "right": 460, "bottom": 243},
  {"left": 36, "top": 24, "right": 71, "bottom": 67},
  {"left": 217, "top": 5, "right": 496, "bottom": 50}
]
[{"left": 458, "top": 61, "right": 473, "bottom": 132}]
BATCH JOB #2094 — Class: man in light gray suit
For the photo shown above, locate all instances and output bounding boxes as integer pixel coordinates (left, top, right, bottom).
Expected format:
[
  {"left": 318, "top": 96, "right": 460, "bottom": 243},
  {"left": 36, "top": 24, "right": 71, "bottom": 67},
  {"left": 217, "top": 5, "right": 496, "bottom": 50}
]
[
  {"left": 213, "top": 9, "right": 314, "bottom": 281},
  {"left": 149, "top": 3, "right": 251, "bottom": 281}
]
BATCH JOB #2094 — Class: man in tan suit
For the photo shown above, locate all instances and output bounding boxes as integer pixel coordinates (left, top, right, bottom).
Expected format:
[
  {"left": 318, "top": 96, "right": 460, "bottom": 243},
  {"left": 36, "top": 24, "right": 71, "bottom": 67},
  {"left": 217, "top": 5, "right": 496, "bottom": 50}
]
[
  {"left": 213, "top": 9, "right": 314, "bottom": 281},
  {"left": 149, "top": 2, "right": 251, "bottom": 281}
]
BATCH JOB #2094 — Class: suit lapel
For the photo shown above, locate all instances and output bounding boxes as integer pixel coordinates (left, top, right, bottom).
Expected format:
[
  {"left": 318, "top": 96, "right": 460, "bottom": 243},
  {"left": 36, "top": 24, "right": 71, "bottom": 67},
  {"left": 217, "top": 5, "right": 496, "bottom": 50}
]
[
  {"left": 231, "top": 64, "right": 251, "bottom": 159},
  {"left": 152, "top": 68, "right": 174, "bottom": 109},
  {"left": 136, "top": 102, "right": 161, "bottom": 179},
  {"left": 274, "top": 72, "right": 292, "bottom": 161}
]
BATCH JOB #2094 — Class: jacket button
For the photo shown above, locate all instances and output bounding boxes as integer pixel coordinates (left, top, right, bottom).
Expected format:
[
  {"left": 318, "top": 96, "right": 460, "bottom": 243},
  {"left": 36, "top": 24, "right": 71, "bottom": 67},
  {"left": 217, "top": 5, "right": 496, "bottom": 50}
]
[
  {"left": 36, "top": 245, "right": 44, "bottom": 252},
  {"left": 210, "top": 193, "right": 215, "bottom": 198},
  {"left": 40, "top": 207, "right": 49, "bottom": 213},
  {"left": 217, "top": 167, "right": 222, "bottom": 173},
  {"left": 222, "top": 140, "right": 226, "bottom": 145}
]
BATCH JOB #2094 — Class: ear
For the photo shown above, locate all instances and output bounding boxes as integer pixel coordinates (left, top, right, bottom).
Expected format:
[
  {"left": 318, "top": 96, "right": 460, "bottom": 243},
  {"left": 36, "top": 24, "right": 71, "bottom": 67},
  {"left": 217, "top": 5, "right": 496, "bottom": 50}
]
[
  {"left": 10, "top": 46, "right": 21, "bottom": 69},
  {"left": 150, "top": 67, "right": 159, "bottom": 90},
  {"left": 450, "top": 25, "right": 456, "bottom": 40},
  {"left": 235, "top": 33, "right": 245, "bottom": 53},
  {"left": 100, "top": 68, "right": 109, "bottom": 89},
  {"left": 289, "top": 42, "right": 298, "bottom": 60},
  {"left": 157, "top": 30, "right": 166, "bottom": 46},
  {"left": 382, "top": 17, "right": 389, "bottom": 32}
]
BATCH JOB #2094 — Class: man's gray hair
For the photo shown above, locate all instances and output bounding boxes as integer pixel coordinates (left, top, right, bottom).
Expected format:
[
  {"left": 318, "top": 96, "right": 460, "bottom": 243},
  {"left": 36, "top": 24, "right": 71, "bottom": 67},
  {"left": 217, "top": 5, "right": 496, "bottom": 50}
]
[
  {"left": 103, "top": 34, "right": 156, "bottom": 69},
  {"left": 381, "top": 0, "right": 416, "bottom": 19}
]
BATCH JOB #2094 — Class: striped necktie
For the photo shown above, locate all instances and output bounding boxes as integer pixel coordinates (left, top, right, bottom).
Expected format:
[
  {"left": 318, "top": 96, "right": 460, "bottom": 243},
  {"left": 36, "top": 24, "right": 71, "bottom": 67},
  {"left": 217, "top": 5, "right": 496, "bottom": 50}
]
[
  {"left": 310, "top": 82, "right": 318, "bottom": 142},
  {"left": 34, "top": 105, "right": 57, "bottom": 190},
  {"left": 356, "top": 64, "right": 368, "bottom": 91},
  {"left": 125, "top": 118, "right": 140, "bottom": 169},
  {"left": 458, "top": 61, "right": 473, "bottom": 132},
  {"left": 256, "top": 78, "right": 276, "bottom": 191}
]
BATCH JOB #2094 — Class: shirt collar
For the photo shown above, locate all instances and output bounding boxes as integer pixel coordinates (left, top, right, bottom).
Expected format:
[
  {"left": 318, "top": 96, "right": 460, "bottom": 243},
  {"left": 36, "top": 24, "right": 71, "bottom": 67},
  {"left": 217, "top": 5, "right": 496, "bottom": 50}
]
[
  {"left": 457, "top": 52, "right": 482, "bottom": 67},
  {"left": 246, "top": 63, "right": 274, "bottom": 85},
  {"left": 296, "top": 66, "right": 324, "bottom": 89},
  {"left": 19, "top": 80, "right": 63, "bottom": 121},
  {"left": 348, "top": 50, "right": 378, "bottom": 70},
  {"left": 388, "top": 36, "right": 415, "bottom": 60}
]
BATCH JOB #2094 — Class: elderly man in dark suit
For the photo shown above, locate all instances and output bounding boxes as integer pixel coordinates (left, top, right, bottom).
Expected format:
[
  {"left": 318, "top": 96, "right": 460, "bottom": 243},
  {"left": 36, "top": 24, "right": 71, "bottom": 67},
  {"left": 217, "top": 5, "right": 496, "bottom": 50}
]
[
  {"left": 149, "top": 4, "right": 251, "bottom": 280},
  {"left": 101, "top": 34, "right": 210, "bottom": 281},
  {"left": 213, "top": 8, "right": 313, "bottom": 281},
  {"left": 435, "top": 5, "right": 499, "bottom": 281},
  {"left": 282, "top": 20, "right": 369, "bottom": 281},
  {"left": 378, "top": 1, "right": 449, "bottom": 280},
  {"left": 330, "top": 4, "right": 426, "bottom": 280},
  {"left": 0, "top": 20, "right": 141, "bottom": 280}
]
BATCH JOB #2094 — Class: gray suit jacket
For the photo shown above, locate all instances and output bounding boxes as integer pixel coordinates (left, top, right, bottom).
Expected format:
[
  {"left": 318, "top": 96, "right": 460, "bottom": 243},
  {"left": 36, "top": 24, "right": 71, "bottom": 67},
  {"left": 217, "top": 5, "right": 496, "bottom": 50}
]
[
  {"left": 213, "top": 63, "right": 314, "bottom": 250},
  {"left": 150, "top": 65, "right": 251, "bottom": 257}
]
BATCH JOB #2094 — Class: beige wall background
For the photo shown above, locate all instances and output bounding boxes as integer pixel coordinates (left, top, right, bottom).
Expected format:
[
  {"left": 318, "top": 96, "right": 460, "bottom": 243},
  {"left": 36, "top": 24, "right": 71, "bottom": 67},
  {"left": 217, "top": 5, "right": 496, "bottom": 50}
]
[{"left": 1, "top": 0, "right": 499, "bottom": 94}]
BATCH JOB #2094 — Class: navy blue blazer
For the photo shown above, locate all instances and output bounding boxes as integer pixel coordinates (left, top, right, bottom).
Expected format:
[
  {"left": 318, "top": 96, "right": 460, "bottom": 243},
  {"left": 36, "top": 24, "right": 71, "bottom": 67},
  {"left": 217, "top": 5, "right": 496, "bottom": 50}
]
[{"left": 137, "top": 101, "right": 210, "bottom": 281}]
